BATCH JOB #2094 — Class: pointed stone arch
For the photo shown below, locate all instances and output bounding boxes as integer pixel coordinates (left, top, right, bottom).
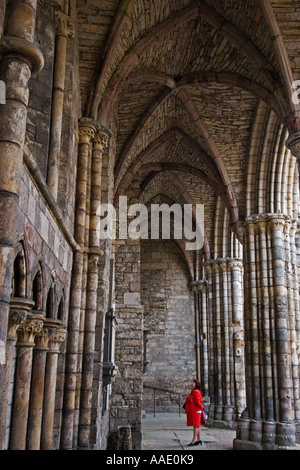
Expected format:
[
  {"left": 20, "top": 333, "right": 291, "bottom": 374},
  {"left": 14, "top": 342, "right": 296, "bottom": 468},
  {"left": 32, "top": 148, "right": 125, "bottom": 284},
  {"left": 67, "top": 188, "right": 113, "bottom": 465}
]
[
  {"left": 11, "top": 241, "right": 27, "bottom": 299},
  {"left": 31, "top": 260, "right": 44, "bottom": 312}
]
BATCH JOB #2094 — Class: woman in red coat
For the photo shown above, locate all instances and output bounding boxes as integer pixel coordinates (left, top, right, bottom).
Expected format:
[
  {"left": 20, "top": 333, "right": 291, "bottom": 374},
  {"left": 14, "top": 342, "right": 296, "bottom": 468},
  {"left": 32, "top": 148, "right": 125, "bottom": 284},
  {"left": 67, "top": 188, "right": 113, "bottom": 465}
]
[{"left": 184, "top": 379, "right": 203, "bottom": 446}]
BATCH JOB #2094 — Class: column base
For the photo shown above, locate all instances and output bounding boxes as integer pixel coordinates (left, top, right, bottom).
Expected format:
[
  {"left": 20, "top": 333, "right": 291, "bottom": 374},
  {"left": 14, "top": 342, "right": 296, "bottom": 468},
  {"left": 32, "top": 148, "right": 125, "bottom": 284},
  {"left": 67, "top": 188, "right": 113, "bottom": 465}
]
[
  {"left": 235, "top": 417, "right": 299, "bottom": 450},
  {"left": 233, "top": 438, "right": 299, "bottom": 451}
]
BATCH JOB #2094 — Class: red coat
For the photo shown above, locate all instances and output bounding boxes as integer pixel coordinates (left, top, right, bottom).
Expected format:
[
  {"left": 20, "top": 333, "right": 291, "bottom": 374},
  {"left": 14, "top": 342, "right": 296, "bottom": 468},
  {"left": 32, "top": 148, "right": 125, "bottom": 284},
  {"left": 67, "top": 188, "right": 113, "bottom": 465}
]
[{"left": 185, "top": 389, "right": 203, "bottom": 413}]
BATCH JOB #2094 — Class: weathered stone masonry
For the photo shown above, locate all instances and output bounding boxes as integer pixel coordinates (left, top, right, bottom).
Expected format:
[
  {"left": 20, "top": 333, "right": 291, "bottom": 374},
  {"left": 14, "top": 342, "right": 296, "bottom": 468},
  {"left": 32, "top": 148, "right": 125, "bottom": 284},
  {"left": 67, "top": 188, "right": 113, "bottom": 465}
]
[{"left": 0, "top": 0, "right": 300, "bottom": 452}]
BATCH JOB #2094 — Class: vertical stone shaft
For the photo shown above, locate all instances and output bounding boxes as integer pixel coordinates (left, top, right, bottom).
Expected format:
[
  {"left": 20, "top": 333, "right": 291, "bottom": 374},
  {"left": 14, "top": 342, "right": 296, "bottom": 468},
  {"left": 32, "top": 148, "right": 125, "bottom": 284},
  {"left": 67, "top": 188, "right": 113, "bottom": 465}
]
[
  {"left": 47, "top": 11, "right": 73, "bottom": 200},
  {"left": 41, "top": 327, "right": 66, "bottom": 450},
  {"left": 269, "top": 217, "right": 293, "bottom": 421},
  {"left": 199, "top": 282, "right": 209, "bottom": 399},
  {"left": 0, "top": 311, "right": 26, "bottom": 449},
  {"left": 236, "top": 213, "right": 300, "bottom": 449},
  {"left": 245, "top": 219, "right": 261, "bottom": 420},
  {"left": 26, "top": 329, "right": 49, "bottom": 450},
  {"left": 205, "top": 263, "right": 215, "bottom": 417},
  {"left": 220, "top": 262, "right": 231, "bottom": 414},
  {"left": 89, "top": 131, "right": 109, "bottom": 249},
  {"left": 190, "top": 280, "right": 209, "bottom": 399},
  {"left": 9, "top": 319, "right": 43, "bottom": 449},
  {"left": 289, "top": 223, "right": 300, "bottom": 425},
  {"left": 78, "top": 130, "right": 108, "bottom": 449},
  {"left": 229, "top": 260, "right": 245, "bottom": 417},
  {"left": 190, "top": 283, "right": 201, "bottom": 382},
  {"left": 214, "top": 263, "right": 223, "bottom": 420},
  {"left": 60, "top": 120, "right": 96, "bottom": 449}
]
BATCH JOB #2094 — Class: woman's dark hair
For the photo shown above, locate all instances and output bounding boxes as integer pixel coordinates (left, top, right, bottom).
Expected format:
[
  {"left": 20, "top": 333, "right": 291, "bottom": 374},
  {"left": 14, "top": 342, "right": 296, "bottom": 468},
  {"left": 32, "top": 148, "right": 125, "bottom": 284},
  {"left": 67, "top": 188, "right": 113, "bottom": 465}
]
[{"left": 193, "top": 379, "right": 201, "bottom": 390}]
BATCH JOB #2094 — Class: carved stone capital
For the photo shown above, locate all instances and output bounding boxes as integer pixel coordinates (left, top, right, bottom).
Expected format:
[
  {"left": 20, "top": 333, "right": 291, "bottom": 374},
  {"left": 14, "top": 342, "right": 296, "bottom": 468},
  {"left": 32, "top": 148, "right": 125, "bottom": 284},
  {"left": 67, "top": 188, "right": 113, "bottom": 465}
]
[
  {"left": 227, "top": 258, "right": 243, "bottom": 271},
  {"left": 266, "top": 214, "right": 286, "bottom": 233},
  {"left": 17, "top": 319, "right": 44, "bottom": 346},
  {"left": 230, "top": 219, "right": 245, "bottom": 244},
  {"left": 256, "top": 218, "right": 267, "bottom": 234},
  {"left": 7, "top": 310, "right": 27, "bottom": 341},
  {"left": 78, "top": 119, "right": 98, "bottom": 145},
  {"left": 35, "top": 327, "right": 50, "bottom": 350},
  {"left": 285, "top": 110, "right": 300, "bottom": 160},
  {"left": 286, "top": 133, "right": 300, "bottom": 160},
  {"left": 93, "top": 129, "right": 110, "bottom": 151},
  {"left": 189, "top": 280, "right": 207, "bottom": 293},
  {"left": 48, "top": 327, "right": 67, "bottom": 353},
  {"left": 55, "top": 11, "right": 74, "bottom": 38}
]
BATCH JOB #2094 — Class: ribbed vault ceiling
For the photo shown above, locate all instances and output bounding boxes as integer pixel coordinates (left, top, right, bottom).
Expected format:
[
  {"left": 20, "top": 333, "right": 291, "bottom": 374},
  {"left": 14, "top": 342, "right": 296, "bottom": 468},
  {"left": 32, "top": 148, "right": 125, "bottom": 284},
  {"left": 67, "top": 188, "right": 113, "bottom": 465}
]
[{"left": 75, "top": 0, "right": 300, "bottom": 263}]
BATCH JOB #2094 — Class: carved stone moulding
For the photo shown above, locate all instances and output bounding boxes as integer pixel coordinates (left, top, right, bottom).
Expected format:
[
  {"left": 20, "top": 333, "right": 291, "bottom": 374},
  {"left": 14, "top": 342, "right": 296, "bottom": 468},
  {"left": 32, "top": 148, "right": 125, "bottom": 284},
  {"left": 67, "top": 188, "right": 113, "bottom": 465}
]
[{"left": 0, "top": 36, "right": 44, "bottom": 73}]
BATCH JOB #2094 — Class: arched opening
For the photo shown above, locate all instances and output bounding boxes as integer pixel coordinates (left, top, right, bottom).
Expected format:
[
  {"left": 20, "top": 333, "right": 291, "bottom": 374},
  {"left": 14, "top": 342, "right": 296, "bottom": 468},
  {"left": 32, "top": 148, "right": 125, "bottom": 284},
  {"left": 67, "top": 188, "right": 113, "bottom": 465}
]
[
  {"left": 57, "top": 294, "right": 64, "bottom": 322},
  {"left": 32, "top": 268, "right": 43, "bottom": 311},
  {"left": 46, "top": 286, "right": 55, "bottom": 318},
  {"left": 11, "top": 248, "right": 27, "bottom": 298}
]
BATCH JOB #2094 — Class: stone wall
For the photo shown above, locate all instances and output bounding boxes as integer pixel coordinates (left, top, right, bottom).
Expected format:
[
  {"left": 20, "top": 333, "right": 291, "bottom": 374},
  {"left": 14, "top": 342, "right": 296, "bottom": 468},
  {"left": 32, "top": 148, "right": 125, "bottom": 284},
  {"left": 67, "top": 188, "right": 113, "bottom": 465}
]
[
  {"left": 20, "top": 165, "right": 73, "bottom": 287},
  {"left": 141, "top": 240, "right": 195, "bottom": 412}
]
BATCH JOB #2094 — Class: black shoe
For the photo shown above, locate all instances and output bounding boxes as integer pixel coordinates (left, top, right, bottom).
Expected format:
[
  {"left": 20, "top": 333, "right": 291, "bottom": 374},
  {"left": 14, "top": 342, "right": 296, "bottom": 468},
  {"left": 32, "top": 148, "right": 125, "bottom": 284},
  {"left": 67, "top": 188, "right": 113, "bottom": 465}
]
[
  {"left": 195, "top": 440, "right": 202, "bottom": 446},
  {"left": 187, "top": 442, "right": 196, "bottom": 446}
]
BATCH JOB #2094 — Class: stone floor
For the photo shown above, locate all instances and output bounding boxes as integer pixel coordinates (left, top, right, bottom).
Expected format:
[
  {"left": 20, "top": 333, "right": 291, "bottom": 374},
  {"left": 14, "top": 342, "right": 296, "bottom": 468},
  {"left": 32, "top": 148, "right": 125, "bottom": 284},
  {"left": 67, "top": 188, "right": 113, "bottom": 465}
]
[{"left": 141, "top": 412, "right": 236, "bottom": 451}]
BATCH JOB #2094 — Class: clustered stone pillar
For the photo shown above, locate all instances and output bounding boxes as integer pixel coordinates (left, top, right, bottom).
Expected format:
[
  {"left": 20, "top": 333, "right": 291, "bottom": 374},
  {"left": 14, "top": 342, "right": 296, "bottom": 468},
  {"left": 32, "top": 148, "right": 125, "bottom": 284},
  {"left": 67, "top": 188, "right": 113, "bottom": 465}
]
[
  {"left": 26, "top": 327, "right": 50, "bottom": 449},
  {"left": 0, "top": 309, "right": 27, "bottom": 449},
  {"left": 41, "top": 326, "right": 67, "bottom": 449},
  {"left": 47, "top": 10, "right": 74, "bottom": 200},
  {"left": 61, "top": 119, "right": 97, "bottom": 449},
  {"left": 234, "top": 213, "right": 300, "bottom": 450},
  {"left": 0, "top": 299, "right": 66, "bottom": 450},
  {"left": 0, "top": 0, "right": 43, "bottom": 395},
  {"left": 190, "top": 280, "right": 209, "bottom": 399},
  {"left": 78, "top": 129, "right": 109, "bottom": 449},
  {"left": 9, "top": 318, "right": 44, "bottom": 449},
  {"left": 204, "top": 258, "right": 245, "bottom": 425},
  {"left": 61, "top": 120, "right": 110, "bottom": 449}
]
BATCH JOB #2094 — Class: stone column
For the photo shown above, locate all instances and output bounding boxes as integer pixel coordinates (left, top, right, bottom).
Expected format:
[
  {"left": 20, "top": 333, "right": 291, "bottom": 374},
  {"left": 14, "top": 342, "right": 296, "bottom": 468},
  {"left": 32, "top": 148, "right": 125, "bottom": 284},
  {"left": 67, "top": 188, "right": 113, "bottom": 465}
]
[
  {"left": 189, "top": 281, "right": 201, "bottom": 382},
  {"left": 0, "top": 0, "right": 43, "bottom": 384},
  {"left": 41, "top": 326, "right": 66, "bottom": 450},
  {"left": 220, "top": 260, "right": 234, "bottom": 422},
  {"left": 204, "top": 258, "right": 245, "bottom": 425},
  {"left": 0, "top": 310, "right": 26, "bottom": 449},
  {"left": 228, "top": 259, "right": 246, "bottom": 418},
  {"left": 205, "top": 262, "right": 215, "bottom": 418},
  {"left": 60, "top": 119, "right": 96, "bottom": 449},
  {"left": 212, "top": 261, "right": 223, "bottom": 421},
  {"left": 234, "top": 213, "right": 300, "bottom": 450},
  {"left": 199, "top": 281, "right": 209, "bottom": 400},
  {"left": 47, "top": 11, "right": 74, "bottom": 200},
  {"left": 189, "top": 280, "right": 209, "bottom": 399},
  {"left": 78, "top": 129, "right": 109, "bottom": 449},
  {"left": 9, "top": 318, "right": 43, "bottom": 449},
  {"left": 26, "top": 327, "right": 50, "bottom": 450}
]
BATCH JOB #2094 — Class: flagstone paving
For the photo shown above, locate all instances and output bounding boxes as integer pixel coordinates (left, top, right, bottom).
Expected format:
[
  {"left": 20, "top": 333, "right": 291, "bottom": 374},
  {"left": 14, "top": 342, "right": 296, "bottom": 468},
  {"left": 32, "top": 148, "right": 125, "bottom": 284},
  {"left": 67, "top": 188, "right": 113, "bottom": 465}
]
[{"left": 142, "top": 413, "right": 236, "bottom": 451}]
